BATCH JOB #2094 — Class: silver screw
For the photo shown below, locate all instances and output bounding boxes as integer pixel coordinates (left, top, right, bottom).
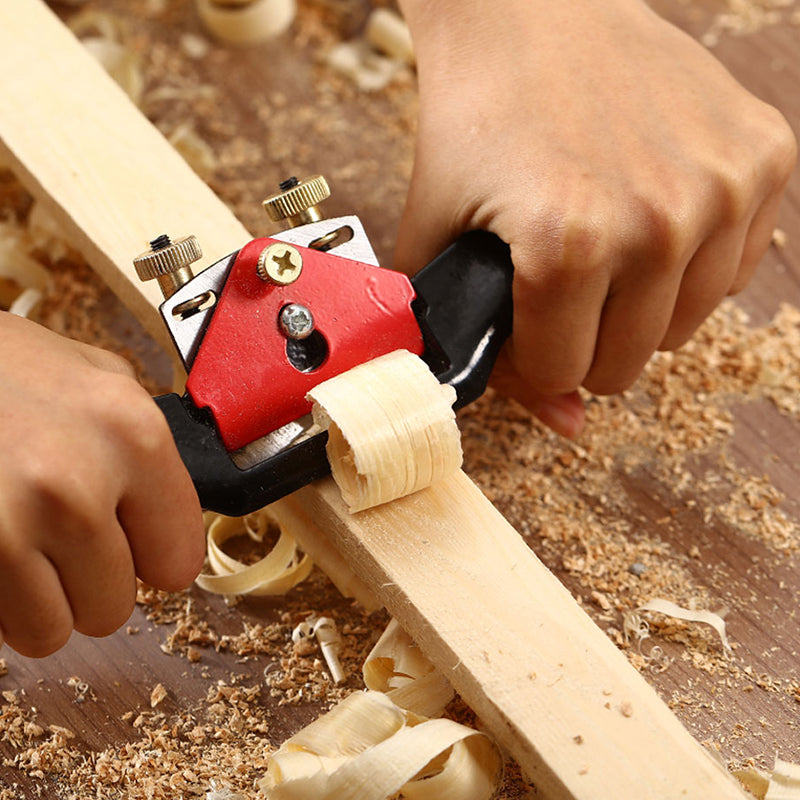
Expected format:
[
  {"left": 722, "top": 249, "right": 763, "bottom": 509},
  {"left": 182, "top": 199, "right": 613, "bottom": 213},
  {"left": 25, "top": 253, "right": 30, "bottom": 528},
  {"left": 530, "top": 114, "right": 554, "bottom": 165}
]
[{"left": 279, "top": 304, "right": 314, "bottom": 339}]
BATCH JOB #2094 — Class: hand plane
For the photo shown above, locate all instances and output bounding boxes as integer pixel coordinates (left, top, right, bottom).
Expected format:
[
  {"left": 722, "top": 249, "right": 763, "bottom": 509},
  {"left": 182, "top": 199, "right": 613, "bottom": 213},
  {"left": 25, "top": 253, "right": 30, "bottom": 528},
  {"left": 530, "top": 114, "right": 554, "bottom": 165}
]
[{"left": 134, "top": 176, "right": 513, "bottom": 516}]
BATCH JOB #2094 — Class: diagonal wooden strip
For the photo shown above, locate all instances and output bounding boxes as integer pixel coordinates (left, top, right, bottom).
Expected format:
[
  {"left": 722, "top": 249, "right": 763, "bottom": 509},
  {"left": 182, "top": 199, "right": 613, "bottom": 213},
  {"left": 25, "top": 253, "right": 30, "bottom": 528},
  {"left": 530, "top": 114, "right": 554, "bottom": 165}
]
[
  {"left": 0, "top": 2, "right": 748, "bottom": 798},
  {"left": 0, "top": 0, "right": 250, "bottom": 352},
  {"left": 275, "top": 475, "right": 747, "bottom": 800}
]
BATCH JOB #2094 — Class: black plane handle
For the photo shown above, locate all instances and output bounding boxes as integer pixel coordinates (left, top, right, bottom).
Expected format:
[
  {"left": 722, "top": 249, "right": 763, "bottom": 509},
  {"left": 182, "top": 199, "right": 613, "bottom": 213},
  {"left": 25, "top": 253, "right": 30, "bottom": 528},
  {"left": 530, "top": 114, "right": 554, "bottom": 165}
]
[
  {"left": 155, "top": 230, "right": 514, "bottom": 515},
  {"left": 154, "top": 392, "right": 330, "bottom": 517},
  {"left": 412, "top": 230, "right": 514, "bottom": 408}
]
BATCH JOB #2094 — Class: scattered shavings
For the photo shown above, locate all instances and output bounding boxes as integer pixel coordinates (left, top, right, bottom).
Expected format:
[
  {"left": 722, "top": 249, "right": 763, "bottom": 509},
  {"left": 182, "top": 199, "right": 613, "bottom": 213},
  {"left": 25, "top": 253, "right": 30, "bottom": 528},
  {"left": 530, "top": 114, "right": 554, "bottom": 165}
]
[
  {"left": 701, "top": 0, "right": 799, "bottom": 46},
  {"left": 150, "top": 683, "right": 168, "bottom": 708}
]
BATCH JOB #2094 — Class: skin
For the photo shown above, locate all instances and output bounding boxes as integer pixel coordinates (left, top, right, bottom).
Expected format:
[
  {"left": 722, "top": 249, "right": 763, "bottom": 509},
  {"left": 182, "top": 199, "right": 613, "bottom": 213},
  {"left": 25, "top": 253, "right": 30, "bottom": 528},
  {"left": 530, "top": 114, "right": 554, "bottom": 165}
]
[
  {"left": 0, "top": 313, "right": 205, "bottom": 657},
  {"left": 396, "top": 0, "right": 797, "bottom": 437},
  {"left": 1, "top": 0, "right": 796, "bottom": 657}
]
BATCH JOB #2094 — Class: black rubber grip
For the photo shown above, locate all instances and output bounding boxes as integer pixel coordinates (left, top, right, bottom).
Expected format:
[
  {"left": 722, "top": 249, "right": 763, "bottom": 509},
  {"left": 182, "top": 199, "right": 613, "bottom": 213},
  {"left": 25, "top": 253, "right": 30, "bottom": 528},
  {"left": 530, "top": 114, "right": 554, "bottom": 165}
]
[
  {"left": 155, "top": 393, "right": 330, "bottom": 516},
  {"left": 412, "top": 230, "right": 514, "bottom": 408}
]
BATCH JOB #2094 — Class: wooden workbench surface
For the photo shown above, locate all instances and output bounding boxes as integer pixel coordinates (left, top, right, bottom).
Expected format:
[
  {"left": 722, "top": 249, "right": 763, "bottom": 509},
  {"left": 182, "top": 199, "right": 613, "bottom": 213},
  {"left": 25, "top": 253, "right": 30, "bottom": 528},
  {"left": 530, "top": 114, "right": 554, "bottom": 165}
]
[{"left": 1, "top": 0, "right": 798, "bottom": 797}]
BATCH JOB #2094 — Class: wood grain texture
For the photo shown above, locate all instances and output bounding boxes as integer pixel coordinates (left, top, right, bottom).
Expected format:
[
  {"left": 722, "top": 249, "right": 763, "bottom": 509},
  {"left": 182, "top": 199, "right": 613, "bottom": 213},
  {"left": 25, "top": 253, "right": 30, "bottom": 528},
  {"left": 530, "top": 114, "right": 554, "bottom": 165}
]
[{"left": 0, "top": 0, "right": 250, "bottom": 352}]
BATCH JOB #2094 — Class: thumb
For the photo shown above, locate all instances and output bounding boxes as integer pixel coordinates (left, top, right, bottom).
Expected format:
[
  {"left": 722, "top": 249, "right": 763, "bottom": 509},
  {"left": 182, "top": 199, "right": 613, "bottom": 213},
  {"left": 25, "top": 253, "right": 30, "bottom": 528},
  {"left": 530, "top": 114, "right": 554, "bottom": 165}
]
[{"left": 395, "top": 162, "right": 586, "bottom": 440}]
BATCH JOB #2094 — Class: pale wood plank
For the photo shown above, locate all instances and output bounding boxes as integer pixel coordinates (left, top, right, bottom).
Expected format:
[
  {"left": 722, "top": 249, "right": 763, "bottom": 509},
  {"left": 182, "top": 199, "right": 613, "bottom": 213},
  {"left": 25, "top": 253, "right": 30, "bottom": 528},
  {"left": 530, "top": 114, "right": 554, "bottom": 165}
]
[
  {"left": 276, "top": 475, "right": 747, "bottom": 800},
  {"left": 0, "top": 2, "right": 749, "bottom": 797},
  {"left": 0, "top": 0, "right": 250, "bottom": 352}
]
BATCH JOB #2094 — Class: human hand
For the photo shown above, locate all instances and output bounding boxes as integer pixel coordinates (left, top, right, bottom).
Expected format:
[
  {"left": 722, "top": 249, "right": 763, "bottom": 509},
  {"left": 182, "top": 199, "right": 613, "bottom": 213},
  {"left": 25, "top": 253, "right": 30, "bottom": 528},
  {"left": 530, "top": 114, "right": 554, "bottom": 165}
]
[
  {"left": 0, "top": 313, "right": 204, "bottom": 657},
  {"left": 395, "top": 0, "right": 797, "bottom": 437}
]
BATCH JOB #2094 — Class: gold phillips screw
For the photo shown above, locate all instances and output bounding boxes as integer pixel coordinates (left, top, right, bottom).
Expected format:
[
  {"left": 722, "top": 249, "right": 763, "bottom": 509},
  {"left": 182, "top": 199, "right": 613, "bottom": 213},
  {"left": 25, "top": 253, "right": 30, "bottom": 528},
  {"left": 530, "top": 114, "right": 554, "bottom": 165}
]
[{"left": 257, "top": 243, "right": 303, "bottom": 285}]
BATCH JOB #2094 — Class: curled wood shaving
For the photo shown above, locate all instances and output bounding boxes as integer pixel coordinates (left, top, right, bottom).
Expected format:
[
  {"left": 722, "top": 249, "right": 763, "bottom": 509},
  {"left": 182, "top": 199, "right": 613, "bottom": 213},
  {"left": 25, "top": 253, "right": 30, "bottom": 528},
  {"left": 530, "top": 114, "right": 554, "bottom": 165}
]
[
  {"left": 261, "top": 619, "right": 498, "bottom": 799},
  {"left": 292, "top": 616, "right": 345, "bottom": 684},
  {"left": 27, "top": 201, "right": 75, "bottom": 262},
  {"left": 0, "top": 222, "right": 51, "bottom": 288},
  {"left": 0, "top": 219, "right": 51, "bottom": 316},
  {"left": 308, "top": 349, "right": 462, "bottom": 512},
  {"left": 325, "top": 40, "right": 402, "bottom": 92},
  {"left": 166, "top": 120, "right": 218, "bottom": 180},
  {"left": 621, "top": 611, "right": 673, "bottom": 672},
  {"left": 8, "top": 287, "right": 42, "bottom": 318},
  {"left": 323, "top": 7, "right": 414, "bottom": 92},
  {"left": 364, "top": 9, "right": 415, "bottom": 66},
  {"left": 766, "top": 759, "right": 800, "bottom": 800},
  {"left": 68, "top": 10, "right": 144, "bottom": 104},
  {"left": 81, "top": 37, "right": 144, "bottom": 106},
  {"left": 196, "top": 0, "right": 297, "bottom": 46},
  {"left": 206, "top": 788, "right": 248, "bottom": 800},
  {"left": 632, "top": 598, "right": 733, "bottom": 655},
  {"left": 363, "top": 619, "right": 454, "bottom": 718},
  {"left": 195, "top": 510, "right": 313, "bottom": 596},
  {"left": 735, "top": 758, "right": 800, "bottom": 799},
  {"left": 259, "top": 690, "right": 500, "bottom": 800}
]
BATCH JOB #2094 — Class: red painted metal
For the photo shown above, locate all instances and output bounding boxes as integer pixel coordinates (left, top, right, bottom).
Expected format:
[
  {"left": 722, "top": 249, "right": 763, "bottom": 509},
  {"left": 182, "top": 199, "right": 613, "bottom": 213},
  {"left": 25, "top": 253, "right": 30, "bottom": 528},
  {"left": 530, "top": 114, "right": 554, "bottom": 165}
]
[{"left": 186, "top": 237, "right": 423, "bottom": 451}]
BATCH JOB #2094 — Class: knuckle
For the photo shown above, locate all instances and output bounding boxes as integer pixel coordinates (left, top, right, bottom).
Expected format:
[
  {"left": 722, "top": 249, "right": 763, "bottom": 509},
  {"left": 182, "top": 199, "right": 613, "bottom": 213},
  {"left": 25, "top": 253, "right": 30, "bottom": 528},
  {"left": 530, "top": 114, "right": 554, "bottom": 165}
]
[
  {"left": 751, "top": 102, "right": 797, "bottom": 164},
  {"left": 14, "top": 454, "right": 71, "bottom": 511},
  {"left": 85, "top": 345, "right": 137, "bottom": 378},
  {"left": 96, "top": 375, "right": 170, "bottom": 453},
  {"left": 627, "top": 197, "right": 686, "bottom": 271},
  {"left": 517, "top": 211, "right": 611, "bottom": 294},
  {"left": 711, "top": 109, "right": 797, "bottom": 221},
  {"left": 765, "top": 118, "right": 798, "bottom": 181},
  {"left": 558, "top": 215, "right": 611, "bottom": 278},
  {"left": 712, "top": 156, "right": 760, "bottom": 224},
  {"left": 16, "top": 455, "right": 100, "bottom": 534}
]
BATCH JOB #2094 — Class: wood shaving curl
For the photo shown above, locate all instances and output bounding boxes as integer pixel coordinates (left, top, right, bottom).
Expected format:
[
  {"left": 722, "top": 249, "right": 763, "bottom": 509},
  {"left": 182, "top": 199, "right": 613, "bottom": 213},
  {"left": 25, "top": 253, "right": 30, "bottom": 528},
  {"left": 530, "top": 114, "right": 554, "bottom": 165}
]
[{"left": 195, "top": 510, "right": 313, "bottom": 597}]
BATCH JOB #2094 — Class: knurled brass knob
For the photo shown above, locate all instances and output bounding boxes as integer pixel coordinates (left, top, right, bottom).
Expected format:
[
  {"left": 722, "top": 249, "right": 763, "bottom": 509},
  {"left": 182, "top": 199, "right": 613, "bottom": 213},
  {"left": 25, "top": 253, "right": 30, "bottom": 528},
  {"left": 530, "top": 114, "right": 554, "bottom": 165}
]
[
  {"left": 133, "top": 234, "right": 202, "bottom": 299},
  {"left": 262, "top": 175, "right": 330, "bottom": 228}
]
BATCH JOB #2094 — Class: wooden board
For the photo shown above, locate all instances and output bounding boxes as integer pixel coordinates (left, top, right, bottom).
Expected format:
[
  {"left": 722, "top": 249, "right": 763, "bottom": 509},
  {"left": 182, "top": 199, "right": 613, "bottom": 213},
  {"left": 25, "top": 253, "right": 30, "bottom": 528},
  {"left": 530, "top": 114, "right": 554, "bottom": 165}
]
[
  {"left": 0, "top": 0, "right": 798, "bottom": 796},
  {"left": 275, "top": 475, "right": 750, "bottom": 798},
  {"left": 0, "top": 1, "right": 250, "bottom": 354}
]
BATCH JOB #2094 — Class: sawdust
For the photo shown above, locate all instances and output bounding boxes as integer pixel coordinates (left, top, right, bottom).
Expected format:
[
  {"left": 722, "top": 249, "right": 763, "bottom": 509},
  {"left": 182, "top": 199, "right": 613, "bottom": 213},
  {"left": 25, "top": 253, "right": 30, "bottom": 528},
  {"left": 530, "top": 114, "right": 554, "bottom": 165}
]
[
  {"left": 700, "top": 0, "right": 799, "bottom": 45},
  {"left": 459, "top": 296, "right": 800, "bottom": 768},
  {"left": 1, "top": 680, "right": 273, "bottom": 799}
]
